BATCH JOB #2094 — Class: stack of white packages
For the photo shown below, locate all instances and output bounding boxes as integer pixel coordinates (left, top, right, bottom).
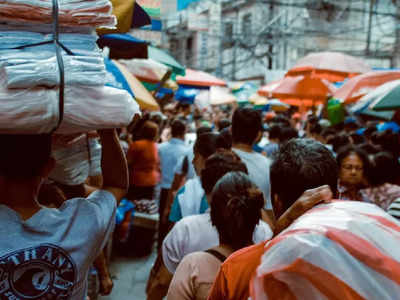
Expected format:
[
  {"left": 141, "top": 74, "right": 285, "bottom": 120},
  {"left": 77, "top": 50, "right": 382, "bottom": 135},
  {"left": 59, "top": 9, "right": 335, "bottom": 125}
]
[
  {"left": 0, "top": 0, "right": 140, "bottom": 134},
  {"left": 252, "top": 201, "right": 400, "bottom": 300}
]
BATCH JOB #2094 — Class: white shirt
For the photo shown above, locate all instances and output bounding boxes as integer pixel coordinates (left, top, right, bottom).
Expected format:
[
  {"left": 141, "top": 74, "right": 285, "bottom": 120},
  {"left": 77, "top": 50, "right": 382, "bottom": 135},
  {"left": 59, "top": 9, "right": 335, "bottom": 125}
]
[
  {"left": 233, "top": 148, "right": 272, "bottom": 209},
  {"left": 0, "top": 190, "right": 116, "bottom": 300},
  {"left": 162, "top": 213, "right": 273, "bottom": 274}
]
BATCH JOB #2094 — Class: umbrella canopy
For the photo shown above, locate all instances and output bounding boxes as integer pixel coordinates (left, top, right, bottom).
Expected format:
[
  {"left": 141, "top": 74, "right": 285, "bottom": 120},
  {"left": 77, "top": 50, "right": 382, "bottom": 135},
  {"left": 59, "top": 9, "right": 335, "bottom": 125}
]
[
  {"left": 118, "top": 58, "right": 178, "bottom": 90},
  {"left": 177, "top": 69, "right": 226, "bottom": 87},
  {"left": 97, "top": 34, "right": 148, "bottom": 59},
  {"left": 210, "top": 86, "right": 237, "bottom": 105},
  {"left": 370, "top": 83, "right": 400, "bottom": 111},
  {"left": 148, "top": 46, "right": 185, "bottom": 76},
  {"left": 259, "top": 76, "right": 337, "bottom": 107},
  {"left": 287, "top": 52, "right": 371, "bottom": 82},
  {"left": 105, "top": 59, "right": 159, "bottom": 111},
  {"left": 333, "top": 71, "right": 400, "bottom": 104},
  {"left": 97, "top": 0, "right": 151, "bottom": 34}
]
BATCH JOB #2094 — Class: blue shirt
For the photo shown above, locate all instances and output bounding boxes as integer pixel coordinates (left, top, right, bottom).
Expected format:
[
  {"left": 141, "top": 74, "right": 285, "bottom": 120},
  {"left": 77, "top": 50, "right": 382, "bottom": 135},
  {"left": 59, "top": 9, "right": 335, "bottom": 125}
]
[{"left": 158, "top": 138, "right": 188, "bottom": 189}]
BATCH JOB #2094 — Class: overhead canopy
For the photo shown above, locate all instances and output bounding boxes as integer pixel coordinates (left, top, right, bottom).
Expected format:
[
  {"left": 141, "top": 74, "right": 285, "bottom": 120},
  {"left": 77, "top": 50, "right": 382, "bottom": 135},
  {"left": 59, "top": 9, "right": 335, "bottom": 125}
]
[
  {"left": 259, "top": 76, "right": 337, "bottom": 107},
  {"left": 333, "top": 71, "right": 400, "bottom": 104},
  {"left": 209, "top": 86, "right": 237, "bottom": 105},
  {"left": 177, "top": 69, "right": 226, "bottom": 87},
  {"left": 148, "top": 46, "right": 185, "bottom": 76},
  {"left": 97, "top": 0, "right": 151, "bottom": 34},
  {"left": 287, "top": 52, "right": 371, "bottom": 82}
]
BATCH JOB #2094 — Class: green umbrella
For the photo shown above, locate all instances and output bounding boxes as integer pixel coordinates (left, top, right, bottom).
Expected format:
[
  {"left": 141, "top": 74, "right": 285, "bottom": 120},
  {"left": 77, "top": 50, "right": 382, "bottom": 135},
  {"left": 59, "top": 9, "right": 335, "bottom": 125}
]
[
  {"left": 371, "top": 81, "right": 400, "bottom": 111},
  {"left": 360, "top": 109, "right": 395, "bottom": 121},
  {"left": 148, "top": 46, "right": 185, "bottom": 76}
]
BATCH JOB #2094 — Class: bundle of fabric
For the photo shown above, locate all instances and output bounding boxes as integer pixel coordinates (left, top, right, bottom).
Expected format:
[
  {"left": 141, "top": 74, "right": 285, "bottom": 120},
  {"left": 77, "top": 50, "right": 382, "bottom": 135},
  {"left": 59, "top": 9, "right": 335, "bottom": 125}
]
[
  {"left": 0, "top": 1, "right": 141, "bottom": 134},
  {"left": 252, "top": 201, "right": 400, "bottom": 300},
  {"left": 49, "top": 134, "right": 102, "bottom": 185},
  {"left": 0, "top": 0, "right": 116, "bottom": 28}
]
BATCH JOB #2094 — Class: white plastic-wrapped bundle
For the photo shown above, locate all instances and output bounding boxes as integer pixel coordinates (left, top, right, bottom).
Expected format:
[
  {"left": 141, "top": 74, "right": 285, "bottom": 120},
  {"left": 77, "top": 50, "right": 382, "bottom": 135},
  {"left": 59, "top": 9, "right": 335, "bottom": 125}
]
[
  {"left": 0, "top": 69, "right": 140, "bottom": 134},
  {"left": 252, "top": 201, "right": 400, "bottom": 300},
  {"left": 49, "top": 134, "right": 102, "bottom": 185}
]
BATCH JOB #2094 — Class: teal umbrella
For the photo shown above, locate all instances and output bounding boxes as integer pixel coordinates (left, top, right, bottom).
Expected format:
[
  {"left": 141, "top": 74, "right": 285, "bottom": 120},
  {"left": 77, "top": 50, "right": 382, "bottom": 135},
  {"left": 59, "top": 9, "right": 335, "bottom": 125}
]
[
  {"left": 370, "top": 81, "right": 400, "bottom": 111},
  {"left": 148, "top": 46, "right": 185, "bottom": 76}
]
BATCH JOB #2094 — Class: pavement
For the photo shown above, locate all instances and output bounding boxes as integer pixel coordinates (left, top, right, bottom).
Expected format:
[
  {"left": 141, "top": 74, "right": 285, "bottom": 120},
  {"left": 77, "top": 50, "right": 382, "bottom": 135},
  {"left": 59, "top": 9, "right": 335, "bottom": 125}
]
[{"left": 99, "top": 250, "right": 157, "bottom": 300}]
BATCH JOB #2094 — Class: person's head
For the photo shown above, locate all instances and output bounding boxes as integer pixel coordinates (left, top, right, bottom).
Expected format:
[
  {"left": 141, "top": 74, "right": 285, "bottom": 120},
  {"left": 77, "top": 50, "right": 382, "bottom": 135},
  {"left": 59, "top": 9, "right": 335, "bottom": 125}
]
[
  {"left": 337, "top": 145, "right": 370, "bottom": 188},
  {"left": 268, "top": 125, "right": 281, "bottom": 143},
  {"left": 330, "top": 133, "right": 351, "bottom": 153},
  {"left": 279, "top": 126, "right": 298, "bottom": 144},
  {"left": 349, "top": 132, "right": 366, "bottom": 145},
  {"left": 232, "top": 107, "right": 262, "bottom": 146},
  {"left": 217, "top": 119, "right": 231, "bottom": 131},
  {"left": 196, "top": 126, "right": 212, "bottom": 137},
  {"left": 0, "top": 134, "right": 54, "bottom": 184},
  {"left": 193, "top": 133, "right": 221, "bottom": 175},
  {"left": 200, "top": 150, "right": 248, "bottom": 197},
  {"left": 171, "top": 119, "right": 186, "bottom": 139},
  {"left": 216, "top": 127, "right": 232, "bottom": 149},
  {"left": 321, "top": 127, "right": 337, "bottom": 144},
  {"left": 309, "top": 123, "right": 323, "bottom": 141},
  {"left": 140, "top": 121, "right": 159, "bottom": 141},
  {"left": 211, "top": 172, "right": 264, "bottom": 250},
  {"left": 270, "top": 139, "right": 338, "bottom": 218},
  {"left": 367, "top": 151, "right": 398, "bottom": 186}
]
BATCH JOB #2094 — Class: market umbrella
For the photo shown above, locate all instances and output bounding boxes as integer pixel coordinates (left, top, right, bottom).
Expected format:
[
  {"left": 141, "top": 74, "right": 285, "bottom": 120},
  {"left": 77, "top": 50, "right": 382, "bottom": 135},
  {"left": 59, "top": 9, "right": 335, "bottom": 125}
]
[
  {"left": 208, "top": 86, "right": 237, "bottom": 105},
  {"left": 259, "top": 76, "right": 337, "bottom": 107},
  {"left": 97, "top": 34, "right": 148, "bottom": 59},
  {"left": 105, "top": 59, "right": 159, "bottom": 111},
  {"left": 148, "top": 46, "right": 185, "bottom": 76},
  {"left": 97, "top": 0, "right": 151, "bottom": 34},
  {"left": 118, "top": 58, "right": 178, "bottom": 90},
  {"left": 286, "top": 52, "right": 371, "bottom": 82},
  {"left": 177, "top": 69, "right": 226, "bottom": 87},
  {"left": 370, "top": 82, "right": 400, "bottom": 111},
  {"left": 333, "top": 71, "right": 400, "bottom": 104}
]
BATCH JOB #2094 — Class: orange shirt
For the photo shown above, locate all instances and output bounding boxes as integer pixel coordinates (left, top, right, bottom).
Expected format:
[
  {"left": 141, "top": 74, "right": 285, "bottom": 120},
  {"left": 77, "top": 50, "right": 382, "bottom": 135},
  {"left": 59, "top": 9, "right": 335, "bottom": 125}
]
[
  {"left": 207, "top": 241, "right": 268, "bottom": 300},
  {"left": 127, "top": 140, "right": 160, "bottom": 186}
]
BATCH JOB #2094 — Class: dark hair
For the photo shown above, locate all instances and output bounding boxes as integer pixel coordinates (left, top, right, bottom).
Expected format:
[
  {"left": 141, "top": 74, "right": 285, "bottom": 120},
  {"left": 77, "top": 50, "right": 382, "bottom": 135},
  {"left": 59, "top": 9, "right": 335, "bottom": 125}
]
[
  {"left": 374, "top": 130, "right": 400, "bottom": 156},
  {"left": 279, "top": 127, "right": 298, "bottom": 143},
  {"left": 231, "top": 107, "right": 262, "bottom": 145},
  {"left": 321, "top": 127, "right": 337, "bottom": 140},
  {"left": 310, "top": 123, "right": 322, "bottom": 135},
  {"left": 193, "top": 133, "right": 220, "bottom": 159},
  {"left": 336, "top": 145, "right": 371, "bottom": 174},
  {"left": 140, "top": 121, "right": 159, "bottom": 141},
  {"left": 330, "top": 133, "right": 351, "bottom": 153},
  {"left": 358, "top": 143, "right": 382, "bottom": 155},
  {"left": 201, "top": 150, "right": 248, "bottom": 194},
  {"left": 271, "top": 115, "right": 291, "bottom": 127},
  {"left": 216, "top": 127, "right": 232, "bottom": 149},
  {"left": 270, "top": 139, "right": 338, "bottom": 217},
  {"left": 171, "top": 119, "right": 186, "bottom": 137},
  {"left": 268, "top": 125, "right": 281, "bottom": 140},
  {"left": 211, "top": 172, "right": 264, "bottom": 251},
  {"left": 0, "top": 134, "right": 52, "bottom": 179},
  {"left": 217, "top": 119, "right": 231, "bottom": 131},
  {"left": 349, "top": 132, "right": 366, "bottom": 145},
  {"left": 367, "top": 152, "right": 398, "bottom": 186},
  {"left": 196, "top": 126, "right": 212, "bottom": 136}
]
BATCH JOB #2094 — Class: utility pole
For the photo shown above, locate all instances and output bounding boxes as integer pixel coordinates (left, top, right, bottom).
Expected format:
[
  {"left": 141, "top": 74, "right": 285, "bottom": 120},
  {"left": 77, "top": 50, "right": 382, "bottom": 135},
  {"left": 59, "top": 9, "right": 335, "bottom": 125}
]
[
  {"left": 365, "top": 0, "right": 374, "bottom": 55},
  {"left": 232, "top": 7, "right": 239, "bottom": 80}
]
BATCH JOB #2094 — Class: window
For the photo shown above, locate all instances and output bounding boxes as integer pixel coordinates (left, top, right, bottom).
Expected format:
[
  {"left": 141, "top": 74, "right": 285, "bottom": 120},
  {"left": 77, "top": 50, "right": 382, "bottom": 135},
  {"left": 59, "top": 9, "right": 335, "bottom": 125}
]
[
  {"left": 242, "top": 13, "right": 252, "bottom": 38},
  {"left": 223, "top": 22, "right": 234, "bottom": 48}
]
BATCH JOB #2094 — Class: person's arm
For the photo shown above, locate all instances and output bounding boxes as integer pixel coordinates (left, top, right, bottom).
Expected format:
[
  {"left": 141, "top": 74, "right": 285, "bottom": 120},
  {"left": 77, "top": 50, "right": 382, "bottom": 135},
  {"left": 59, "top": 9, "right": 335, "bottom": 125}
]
[
  {"left": 167, "top": 256, "right": 196, "bottom": 300},
  {"left": 93, "top": 250, "right": 114, "bottom": 296},
  {"left": 274, "top": 185, "right": 333, "bottom": 235},
  {"left": 98, "top": 129, "right": 129, "bottom": 205}
]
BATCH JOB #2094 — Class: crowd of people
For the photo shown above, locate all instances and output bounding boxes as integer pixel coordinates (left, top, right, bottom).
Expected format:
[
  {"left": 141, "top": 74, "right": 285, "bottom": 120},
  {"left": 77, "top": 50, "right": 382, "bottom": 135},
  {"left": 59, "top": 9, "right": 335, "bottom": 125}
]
[{"left": 1, "top": 100, "right": 400, "bottom": 300}]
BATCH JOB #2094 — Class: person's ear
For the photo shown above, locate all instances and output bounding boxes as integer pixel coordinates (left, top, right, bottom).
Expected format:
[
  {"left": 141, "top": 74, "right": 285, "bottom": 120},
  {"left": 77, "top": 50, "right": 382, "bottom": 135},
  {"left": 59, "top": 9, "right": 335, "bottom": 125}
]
[{"left": 40, "top": 157, "right": 56, "bottom": 178}]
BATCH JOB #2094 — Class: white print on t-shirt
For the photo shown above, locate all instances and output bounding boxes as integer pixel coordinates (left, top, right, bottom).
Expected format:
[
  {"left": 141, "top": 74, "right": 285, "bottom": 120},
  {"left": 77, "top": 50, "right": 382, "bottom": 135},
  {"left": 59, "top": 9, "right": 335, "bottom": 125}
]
[{"left": 0, "top": 244, "right": 76, "bottom": 300}]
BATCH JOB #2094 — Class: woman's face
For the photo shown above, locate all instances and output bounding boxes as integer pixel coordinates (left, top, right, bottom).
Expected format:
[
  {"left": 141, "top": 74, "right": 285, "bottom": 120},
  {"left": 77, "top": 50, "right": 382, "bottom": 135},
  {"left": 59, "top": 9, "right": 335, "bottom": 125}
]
[
  {"left": 192, "top": 151, "right": 205, "bottom": 176},
  {"left": 339, "top": 153, "right": 364, "bottom": 187}
]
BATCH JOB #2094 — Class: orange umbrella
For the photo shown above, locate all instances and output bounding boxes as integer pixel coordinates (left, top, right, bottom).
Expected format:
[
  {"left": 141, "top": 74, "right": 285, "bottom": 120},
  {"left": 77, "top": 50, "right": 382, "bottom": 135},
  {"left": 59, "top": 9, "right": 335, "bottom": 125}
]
[
  {"left": 177, "top": 69, "right": 226, "bottom": 87},
  {"left": 333, "top": 71, "right": 400, "bottom": 104},
  {"left": 286, "top": 52, "right": 371, "bottom": 82},
  {"left": 259, "top": 76, "right": 337, "bottom": 107}
]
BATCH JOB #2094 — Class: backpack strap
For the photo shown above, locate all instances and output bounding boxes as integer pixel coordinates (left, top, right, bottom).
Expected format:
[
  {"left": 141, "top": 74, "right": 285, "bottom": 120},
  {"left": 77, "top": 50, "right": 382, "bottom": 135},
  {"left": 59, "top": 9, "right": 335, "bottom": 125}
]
[{"left": 205, "top": 249, "right": 227, "bottom": 262}]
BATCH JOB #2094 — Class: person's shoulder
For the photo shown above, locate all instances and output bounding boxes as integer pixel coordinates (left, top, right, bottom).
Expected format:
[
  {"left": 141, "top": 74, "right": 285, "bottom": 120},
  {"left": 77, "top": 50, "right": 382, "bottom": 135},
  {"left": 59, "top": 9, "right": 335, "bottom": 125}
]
[
  {"left": 223, "top": 241, "right": 266, "bottom": 267},
  {"left": 251, "top": 152, "right": 271, "bottom": 164},
  {"left": 177, "top": 213, "right": 209, "bottom": 226}
]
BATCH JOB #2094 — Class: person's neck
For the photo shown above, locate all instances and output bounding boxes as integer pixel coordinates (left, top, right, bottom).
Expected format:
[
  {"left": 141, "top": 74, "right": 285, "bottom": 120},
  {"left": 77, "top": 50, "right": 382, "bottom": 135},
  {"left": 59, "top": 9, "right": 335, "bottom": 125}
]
[
  {"left": 211, "top": 244, "right": 237, "bottom": 258},
  {"left": 233, "top": 143, "right": 254, "bottom": 153},
  {"left": 0, "top": 179, "right": 42, "bottom": 220}
]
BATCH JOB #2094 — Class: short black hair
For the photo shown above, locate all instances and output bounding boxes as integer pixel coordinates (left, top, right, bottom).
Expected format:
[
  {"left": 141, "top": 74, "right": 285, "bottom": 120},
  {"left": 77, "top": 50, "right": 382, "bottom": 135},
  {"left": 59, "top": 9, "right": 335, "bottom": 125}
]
[
  {"left": 268, "top": 125, "right": 281, "bottom": 140},
  {"left": 196, "top": 126, "right": 212, "bottom": 136},
  {"left": 200, "top": 150, "right": 248, "bottom": 194},
  {"left": 270, "top": 139, "right": 338, "bottom": 218},
  {"left": 140, "top": 121, "right": 159, "bottom": 141},
  {"left": 193, "top": 133, "right": 220, "bottom": 159},
  {"left": 211, "top": 172, "right": 264, "bottom": 251},
  {"left": 216, "top": 127, "right": 232, "bottom": 149},
  {"left": 367, "top": 152, "right": 399, "bottom": 186},
  {"left": 231, "top": 107, "right": 262, "bottom": 145},
  {"left": 0, "top": 134, "right": 52, "bottom": 179},
  {"left": 310, "top": 123, "right": 322, "bottom": 135},
  {"left": 217, "top": 119, "right": 231, "bottom": 131},
  {"left": 279, "top": 127, "right": 298, "bottom": 143},
  {"left": 330, "top": 133, "right": 351, "bottom": 153},
  {"left": 171, "top": 119, "right": 186, "bottom": 137},
  {"left": 350, "top": 132, "right": 366, "bottom": 145}
]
